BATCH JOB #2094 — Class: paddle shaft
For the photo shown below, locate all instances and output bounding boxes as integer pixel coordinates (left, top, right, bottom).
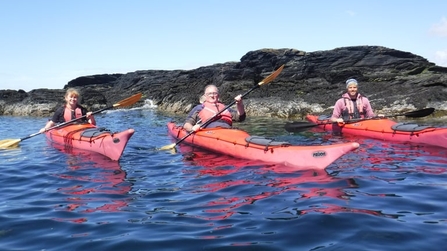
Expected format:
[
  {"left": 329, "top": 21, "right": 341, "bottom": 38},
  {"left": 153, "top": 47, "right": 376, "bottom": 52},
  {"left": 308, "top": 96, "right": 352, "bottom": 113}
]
[
  {"left": 0, "top": 93, "right": 142, "bottom": 149},
  {"left": 173, "top": 85, "right": 260, "bottom": 147},
  {"left": 285, "top": 108, "right": 435, "bottom": 132},
  {"left": 201, "top": 86, "right": 257, "bottom": 127},
  {"left": 158, "top": 65, "right": 285, "bottom": 151},
  {"left": 21, "top": 93, "right": 142, "bottom": 142},
  {"left": 21, "top": 105, "right": 113, "bottom": 141},
  {"left": 285, "top": 117, "right": 380, "bottom": 133}
]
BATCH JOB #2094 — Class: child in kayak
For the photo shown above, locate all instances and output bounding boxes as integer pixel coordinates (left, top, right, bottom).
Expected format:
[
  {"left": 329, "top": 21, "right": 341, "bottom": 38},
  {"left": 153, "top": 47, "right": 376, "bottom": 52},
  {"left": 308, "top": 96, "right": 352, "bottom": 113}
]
[
  {"left": 183, "top": 85, "right": 246, "bottom": 132},
  {"left": 39, "top": 88, "right": 96, "bottom": 133}
]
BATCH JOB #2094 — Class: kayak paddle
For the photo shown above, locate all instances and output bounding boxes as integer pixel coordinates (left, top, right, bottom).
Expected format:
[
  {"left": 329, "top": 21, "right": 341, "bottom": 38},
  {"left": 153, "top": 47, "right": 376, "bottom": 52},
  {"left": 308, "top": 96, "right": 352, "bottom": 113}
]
[
  {"left": 387, "top": 107, "right": 435, "bottom": 118},
  {"left": 0, "top": 93, "right": 142, "bottom": 149},
  {"left": 159, "top": 64, "right": 285, "bottom": 151},
  {"left": 284, "top": 107, "right": 435, "bottom": 133}
]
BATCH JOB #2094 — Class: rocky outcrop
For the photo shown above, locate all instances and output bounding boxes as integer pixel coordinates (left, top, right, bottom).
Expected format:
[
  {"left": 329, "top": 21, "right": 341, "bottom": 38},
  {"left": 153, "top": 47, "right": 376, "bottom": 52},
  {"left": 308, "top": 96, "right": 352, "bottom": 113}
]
[{"left": 1, "top": 46, "right": 447, "bottom": 119}]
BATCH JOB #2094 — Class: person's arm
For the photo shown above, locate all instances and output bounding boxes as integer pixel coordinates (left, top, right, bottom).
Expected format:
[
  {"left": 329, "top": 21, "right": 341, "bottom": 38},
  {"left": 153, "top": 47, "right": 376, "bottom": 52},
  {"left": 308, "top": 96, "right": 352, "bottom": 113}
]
[
  {"left": 362, "top": 98, "right": 376, "bottom": 118},
  {"left": 331, "top": 99, "right": 344, "bottom": 122},
  {"left": 230, "top": 94, "right": 246, "bottom": 122},
  {"left": 86, "top": 112, "right": 96, "bottom": 125},
  {"left": 80, "top": 106, "right": 96, "bottom": 125},
  {"left": 39, "top": 107, "right": 63, "bottom": 133},
  {"left": 183, "top": 106, "right": 201, "bottom": 132},
  {"left": 184, "top": 117, "right": 201, "bottom": 132},
  {"left": 234, "top": 94, "right": 245, "bottom": 116},
  {"left": 39, "top": 120, "right": 56, "bottom": 133},
  {"left": 183, "top": 122, "right": 200, "bottom": 132}
]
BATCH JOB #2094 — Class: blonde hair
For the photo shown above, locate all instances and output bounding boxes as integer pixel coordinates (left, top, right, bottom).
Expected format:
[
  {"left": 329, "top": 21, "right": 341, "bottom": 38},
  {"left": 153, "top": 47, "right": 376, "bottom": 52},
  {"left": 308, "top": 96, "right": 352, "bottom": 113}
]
[
  {"left": 199, "top": 95, "right": 206, "bottom": 104},
  {"left": 65, "top": 88, "right": 80, "bottom": 97}
]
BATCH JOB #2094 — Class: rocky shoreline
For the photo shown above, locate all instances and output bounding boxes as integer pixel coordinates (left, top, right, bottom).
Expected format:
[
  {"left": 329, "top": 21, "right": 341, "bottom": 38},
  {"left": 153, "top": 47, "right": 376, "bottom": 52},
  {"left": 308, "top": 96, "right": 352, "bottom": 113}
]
[{"left": 1, "top": 46, "right": 447, "bottom": 119}]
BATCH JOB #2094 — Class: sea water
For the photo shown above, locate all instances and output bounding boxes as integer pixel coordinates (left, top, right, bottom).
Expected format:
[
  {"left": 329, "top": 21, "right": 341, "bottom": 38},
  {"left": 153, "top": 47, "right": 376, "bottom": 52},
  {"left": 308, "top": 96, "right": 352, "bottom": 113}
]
[{"left": 0, "top": 107, "right": 446, "bottom": 250}]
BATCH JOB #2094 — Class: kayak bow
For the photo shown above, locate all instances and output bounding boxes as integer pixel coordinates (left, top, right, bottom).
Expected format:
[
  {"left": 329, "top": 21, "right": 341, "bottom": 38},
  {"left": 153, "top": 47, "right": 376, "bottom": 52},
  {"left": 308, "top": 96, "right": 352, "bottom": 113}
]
[{"left": 45, "top": 124, "right": 134, "bottom": 161}]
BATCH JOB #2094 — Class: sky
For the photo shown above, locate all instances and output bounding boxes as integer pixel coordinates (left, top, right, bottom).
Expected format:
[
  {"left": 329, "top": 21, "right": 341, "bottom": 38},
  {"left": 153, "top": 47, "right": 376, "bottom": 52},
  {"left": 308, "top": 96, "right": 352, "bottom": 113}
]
[{"left": 1, "top": 1, "right": 447, "bottom": 91}]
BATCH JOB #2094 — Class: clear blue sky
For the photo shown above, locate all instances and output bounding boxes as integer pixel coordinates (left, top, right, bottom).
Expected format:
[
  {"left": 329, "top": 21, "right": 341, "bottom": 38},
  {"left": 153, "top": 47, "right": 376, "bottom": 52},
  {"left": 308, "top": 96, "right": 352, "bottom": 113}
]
[{"left": 1, "top": 0, "right": 446, "bottom": 91}]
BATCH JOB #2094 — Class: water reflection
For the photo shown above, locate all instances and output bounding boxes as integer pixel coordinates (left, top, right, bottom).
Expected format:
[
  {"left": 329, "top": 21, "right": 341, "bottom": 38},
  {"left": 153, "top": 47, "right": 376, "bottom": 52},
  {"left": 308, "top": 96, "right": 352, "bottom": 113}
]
[
  {"left": 49, "top": 143, "right": 132, "bottom": 223},
  {"left": 323, "top": 135, "right": 447, "bottom": 175},
  {"left": 176, "top": 143, "right": 390, "bottom": 221}
]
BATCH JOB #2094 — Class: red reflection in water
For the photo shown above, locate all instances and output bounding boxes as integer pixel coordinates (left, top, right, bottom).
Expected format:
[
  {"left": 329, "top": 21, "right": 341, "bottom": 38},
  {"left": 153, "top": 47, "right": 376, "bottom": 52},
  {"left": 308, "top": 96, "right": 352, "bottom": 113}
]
[
  {"left": 174, "top": 132, "right": 447, "bottom": 229},
  {"left": 316, "top": 132, "right": 447, "bottom": 175},
  {"left": 371, "top": 141, "right": 446, "bottom": 175},
  {"left": 49, "top": 143, "right": 131, "bottom": 223},
  {"left": 179, "top": 143, "right": 265, "bottom": 177},
  {"left": 176, "top": 144, "right": 375, "bottom": 220}
]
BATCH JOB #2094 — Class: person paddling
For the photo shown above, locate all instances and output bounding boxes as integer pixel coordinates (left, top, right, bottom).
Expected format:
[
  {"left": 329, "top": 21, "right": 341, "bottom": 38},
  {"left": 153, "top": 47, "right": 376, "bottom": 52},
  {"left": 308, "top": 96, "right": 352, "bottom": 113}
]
[
  {"left": 183, "top": 84, "right": 246, "bottom": 132},
  {"left": 39, "top": 88, "right": 96, "bottom": 133},
  {"left": 331, "top": 78, "right": 382, "bottom": 123}
]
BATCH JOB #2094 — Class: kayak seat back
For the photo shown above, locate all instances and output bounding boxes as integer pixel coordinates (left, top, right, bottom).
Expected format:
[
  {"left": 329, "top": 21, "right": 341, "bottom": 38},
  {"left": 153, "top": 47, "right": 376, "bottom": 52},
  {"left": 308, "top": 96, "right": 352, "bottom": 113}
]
[
  {"left": 391, "top": 123, "right": 433, "bottom": 132},
  {"left": 245, "top": 136, "right": 291, "bottom": 151},
  {"left": 80, "top": 127, "right": 112, "bottom": 138},
  {"left": 317, "top": 115, "right": 331, "bottom": 121}
]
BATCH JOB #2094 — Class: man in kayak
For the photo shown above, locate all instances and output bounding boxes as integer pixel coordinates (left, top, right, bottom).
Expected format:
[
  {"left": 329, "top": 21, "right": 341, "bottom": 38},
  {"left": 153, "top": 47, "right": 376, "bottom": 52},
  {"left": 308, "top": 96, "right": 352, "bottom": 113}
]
[
  {"left": 39, "top": 88, "right": 96, "bottom": 133},
  {"left": 183, "top": 85, "right": 246, "bottom": 132},
  {"left": 331, "top": 78, "right": 382, "bottom": 123}
]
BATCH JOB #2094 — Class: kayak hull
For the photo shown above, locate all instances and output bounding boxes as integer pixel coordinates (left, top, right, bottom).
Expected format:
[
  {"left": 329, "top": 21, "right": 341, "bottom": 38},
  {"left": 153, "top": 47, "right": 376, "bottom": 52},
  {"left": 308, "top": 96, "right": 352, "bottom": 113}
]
[
  {"left": 45, "top": 124, "right": 134, "bottom": 161},
  {"left": 167, "top": 122, "right": 359, "bottom": 170},
  {"left": 306, "top": 115, "right": 447, "bottom": 149}
]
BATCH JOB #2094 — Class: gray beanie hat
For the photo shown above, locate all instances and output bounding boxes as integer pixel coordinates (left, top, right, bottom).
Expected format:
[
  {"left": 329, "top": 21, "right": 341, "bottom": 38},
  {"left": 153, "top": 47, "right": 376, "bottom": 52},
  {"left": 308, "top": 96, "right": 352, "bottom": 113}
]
[{"left": 346, "top": 79, "right": 358, "bottom": 88}]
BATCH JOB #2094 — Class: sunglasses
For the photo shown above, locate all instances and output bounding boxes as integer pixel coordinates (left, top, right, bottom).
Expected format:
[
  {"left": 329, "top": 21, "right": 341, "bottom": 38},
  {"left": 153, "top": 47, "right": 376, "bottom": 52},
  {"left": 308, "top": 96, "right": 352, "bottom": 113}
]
[{"left": 205, "top": 92, "right": 219, "bottom": 97}]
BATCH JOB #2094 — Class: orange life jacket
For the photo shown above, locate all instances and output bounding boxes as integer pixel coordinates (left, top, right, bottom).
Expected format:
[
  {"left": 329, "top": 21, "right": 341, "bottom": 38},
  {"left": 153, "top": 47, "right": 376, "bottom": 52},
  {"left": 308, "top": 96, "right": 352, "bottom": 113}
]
[
  {"left": 64, "top": 107, "right": 83, "bottom": 122},
  {"left": 198, "top": 102, "right": 232, "bottom": 125}
]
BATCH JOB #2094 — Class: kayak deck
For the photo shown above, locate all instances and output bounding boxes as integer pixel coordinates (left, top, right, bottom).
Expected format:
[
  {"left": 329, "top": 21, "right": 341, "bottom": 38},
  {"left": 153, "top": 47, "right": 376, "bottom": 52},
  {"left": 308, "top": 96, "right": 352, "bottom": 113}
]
[
  {"left": 45, "top": 124, "right": 134, "bottom": 161},
  {"left": 167, "top": 122, "right": 359, "bottom": 170}
]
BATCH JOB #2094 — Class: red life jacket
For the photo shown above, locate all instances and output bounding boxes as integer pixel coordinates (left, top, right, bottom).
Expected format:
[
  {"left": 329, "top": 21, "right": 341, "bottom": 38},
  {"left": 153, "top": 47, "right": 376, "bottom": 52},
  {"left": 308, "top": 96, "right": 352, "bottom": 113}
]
[
  {"left": 198, "top": 102, "right": 232, "bottom": 125},
  {"left": 63, "top": 106, "right": 83, "bottom": 122}
]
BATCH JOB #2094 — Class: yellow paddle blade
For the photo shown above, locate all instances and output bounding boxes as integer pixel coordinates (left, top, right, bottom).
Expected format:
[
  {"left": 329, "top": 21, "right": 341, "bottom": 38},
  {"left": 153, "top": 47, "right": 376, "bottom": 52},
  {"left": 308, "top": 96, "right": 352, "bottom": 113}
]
[
  {"left": 158, "top": 143, "right": 176, "bottom": 151},
  {"left": 0, "top": 139, "right": 21, "bottom": 149},
  {"left": 113, "top": 93, "right": 143, "bottom": 108},
  {"left": 258, "top": 64, "right": 284, "bottom": 86}
]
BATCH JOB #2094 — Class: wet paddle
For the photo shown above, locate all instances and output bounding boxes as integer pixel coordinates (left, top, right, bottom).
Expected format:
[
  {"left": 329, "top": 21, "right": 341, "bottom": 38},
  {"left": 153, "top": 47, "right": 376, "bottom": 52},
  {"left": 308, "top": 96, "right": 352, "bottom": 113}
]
[
  {"left": 159, "top": 64, "right": 285, "bottom": 151},
  {"left": 0, "top": 93, "right": 142, "bottom": 149},
  {"left": 284, "top": 107, "right": 435, "bottom": 133}
]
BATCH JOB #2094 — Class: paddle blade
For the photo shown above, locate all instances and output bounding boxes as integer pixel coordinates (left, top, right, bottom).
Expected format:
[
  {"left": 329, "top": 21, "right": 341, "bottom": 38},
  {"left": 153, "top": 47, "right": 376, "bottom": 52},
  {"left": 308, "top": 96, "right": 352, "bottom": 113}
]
[
  {"left": 258, "top": 64, "right": 284, "bottom": 86},
  {"left": 113, "top": 93, "right": 142, "bottom": 108},
  {"left": 404, "top": 108, "right": 435, "bottom": 118},
  {"left": 158, "top": 143, "right": 176, "bottom": 151},
  {"left": 284, "top": 122, "right": 319, "bottom": 133},
  {"left": 0, "top": 139, "right": 21, "bottom": 149}
]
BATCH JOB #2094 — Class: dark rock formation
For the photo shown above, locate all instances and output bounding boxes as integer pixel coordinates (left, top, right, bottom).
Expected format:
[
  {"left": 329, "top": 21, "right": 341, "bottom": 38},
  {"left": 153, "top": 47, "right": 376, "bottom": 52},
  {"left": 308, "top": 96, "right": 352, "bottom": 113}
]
[{"left": 1, "top": 46, "right": 447, "bottom": 119}]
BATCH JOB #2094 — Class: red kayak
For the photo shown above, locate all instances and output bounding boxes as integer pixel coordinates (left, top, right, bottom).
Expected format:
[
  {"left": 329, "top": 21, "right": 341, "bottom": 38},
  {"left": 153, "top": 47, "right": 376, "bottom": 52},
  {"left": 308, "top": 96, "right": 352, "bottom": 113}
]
[
  {"left": 45, "top": 124, "right": 134, "bottom": 161},
  {"left": 305, "top": 115, "right": 447, "bottom": 149},
  {"left": 167, "top": 122, "right": 359, "bottom": 170}
]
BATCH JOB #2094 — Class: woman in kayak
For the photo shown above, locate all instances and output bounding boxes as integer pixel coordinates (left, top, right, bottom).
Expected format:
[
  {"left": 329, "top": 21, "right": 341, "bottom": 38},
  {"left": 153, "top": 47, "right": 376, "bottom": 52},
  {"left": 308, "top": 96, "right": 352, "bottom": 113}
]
[
  {"left": 39, "top": 88, "right": 96, "bottom": 132},
  {"left": 331, "top": 78, "right": 382, "bottom": 123},
  {"left": 183, "top": 85, "right": 246, "bottom": 132}
]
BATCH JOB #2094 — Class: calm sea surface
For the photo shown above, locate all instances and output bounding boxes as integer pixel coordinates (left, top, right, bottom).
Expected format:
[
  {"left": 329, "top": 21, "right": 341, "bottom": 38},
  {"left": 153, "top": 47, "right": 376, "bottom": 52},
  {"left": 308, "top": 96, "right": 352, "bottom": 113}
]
[{"left": 1, "top": 105, "right": 446, "bottom": 251}]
